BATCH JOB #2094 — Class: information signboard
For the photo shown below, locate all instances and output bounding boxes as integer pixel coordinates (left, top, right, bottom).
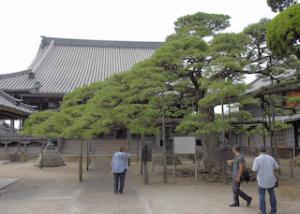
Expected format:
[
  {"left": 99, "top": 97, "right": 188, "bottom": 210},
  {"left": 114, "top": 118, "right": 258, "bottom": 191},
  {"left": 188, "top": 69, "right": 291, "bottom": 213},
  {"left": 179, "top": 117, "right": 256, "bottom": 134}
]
[{"left": 173, "top": 136, "right": 196, "bottom": 154}]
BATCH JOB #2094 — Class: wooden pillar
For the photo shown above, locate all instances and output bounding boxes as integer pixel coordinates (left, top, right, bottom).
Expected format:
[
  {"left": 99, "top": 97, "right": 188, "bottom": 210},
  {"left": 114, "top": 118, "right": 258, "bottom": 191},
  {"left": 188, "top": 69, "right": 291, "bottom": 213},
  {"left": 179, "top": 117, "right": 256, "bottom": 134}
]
[
  {"left": 10, "top": 120, "right": 15, "bottom": 134},
  {"left": 19, "top": 119, "right": 23, "bottom": 132}
]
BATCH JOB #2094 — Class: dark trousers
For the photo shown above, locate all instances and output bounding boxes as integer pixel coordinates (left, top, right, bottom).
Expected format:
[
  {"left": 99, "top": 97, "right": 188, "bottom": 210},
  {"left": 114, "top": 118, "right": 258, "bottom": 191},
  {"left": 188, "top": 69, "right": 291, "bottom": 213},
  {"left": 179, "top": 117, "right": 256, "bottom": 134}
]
[
  {"left": 232, "top": 181, "right": 252, "bottom": 204},
  {"left": 259, "top": 187, "right": 277, "bottom": 214},
  {"left": 113, "top": 170, "right": 126, "bottom": 193}
]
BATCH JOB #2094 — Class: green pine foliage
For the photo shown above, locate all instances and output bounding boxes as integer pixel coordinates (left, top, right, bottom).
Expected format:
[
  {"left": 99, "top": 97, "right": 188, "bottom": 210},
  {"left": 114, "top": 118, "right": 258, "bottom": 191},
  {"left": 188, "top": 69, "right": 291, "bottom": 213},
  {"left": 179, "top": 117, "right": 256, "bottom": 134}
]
[
  {"left": 22, "top": 10, "right": 298, "bottom": 146},
  {"left": 267, "top": 4, "right": 300, "bottom": 59},
  {"left": 267, "top": 0, "right": 297, "bottom": 12}
]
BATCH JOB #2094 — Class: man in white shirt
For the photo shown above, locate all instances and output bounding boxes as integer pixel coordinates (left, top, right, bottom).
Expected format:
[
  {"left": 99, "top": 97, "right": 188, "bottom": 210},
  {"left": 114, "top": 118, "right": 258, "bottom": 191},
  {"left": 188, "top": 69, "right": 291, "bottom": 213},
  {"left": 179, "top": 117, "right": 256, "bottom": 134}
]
[
  {"left": 111, "top": 146, "right": 130, "bottom": 194},
  {"left": 252, "top": 146, "right": 279, "bottom": 214}
]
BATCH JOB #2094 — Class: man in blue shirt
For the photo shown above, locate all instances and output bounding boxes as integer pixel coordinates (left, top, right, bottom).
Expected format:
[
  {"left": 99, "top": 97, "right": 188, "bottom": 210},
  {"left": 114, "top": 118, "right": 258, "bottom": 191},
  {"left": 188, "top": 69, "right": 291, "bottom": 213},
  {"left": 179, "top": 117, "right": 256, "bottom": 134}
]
[{"left": 111, "top": 146, "right": 130, "bottom": 194}]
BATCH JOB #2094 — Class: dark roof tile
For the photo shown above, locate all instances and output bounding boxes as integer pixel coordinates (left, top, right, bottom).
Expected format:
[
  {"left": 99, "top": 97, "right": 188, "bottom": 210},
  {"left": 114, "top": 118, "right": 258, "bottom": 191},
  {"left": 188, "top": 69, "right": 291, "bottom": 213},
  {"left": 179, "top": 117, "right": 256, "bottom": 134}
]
[
  {"left": 0, "top": 36, "right": 162, "bottom": 95},
  {"left": 0, "top": 90, "right": 35, "bottom": 116}
]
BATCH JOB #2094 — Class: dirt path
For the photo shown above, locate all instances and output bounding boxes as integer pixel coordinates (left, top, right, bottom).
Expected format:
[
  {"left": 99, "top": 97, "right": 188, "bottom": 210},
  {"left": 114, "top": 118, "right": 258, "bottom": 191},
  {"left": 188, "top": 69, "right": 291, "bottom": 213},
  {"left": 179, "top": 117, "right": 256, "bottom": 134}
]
[{"left": 0, "top": 158, "right": 299, "bottom": 214}]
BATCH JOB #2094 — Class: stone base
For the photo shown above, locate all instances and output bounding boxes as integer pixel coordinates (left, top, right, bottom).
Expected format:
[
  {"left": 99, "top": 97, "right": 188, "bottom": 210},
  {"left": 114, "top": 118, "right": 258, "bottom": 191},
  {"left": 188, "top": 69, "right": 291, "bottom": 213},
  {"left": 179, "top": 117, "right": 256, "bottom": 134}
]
[
  {"left": 9, "top": 151, "right": 27, "bottom": 162},
  {"left": 36, "top": 150, "right": 65, "bottom": 167}
]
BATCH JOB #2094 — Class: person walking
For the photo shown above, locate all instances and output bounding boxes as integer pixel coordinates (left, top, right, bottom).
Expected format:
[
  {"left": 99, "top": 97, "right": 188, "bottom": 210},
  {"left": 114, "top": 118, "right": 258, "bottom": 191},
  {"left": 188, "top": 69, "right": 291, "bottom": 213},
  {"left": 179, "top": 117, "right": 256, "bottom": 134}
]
[
  {"left": 111, "top": 146, "right": 130, "bottom": 194},
  {"left": 227, "top": 145, "right": 252, "bottom": 207},
  {"left": 252, "top": 146, "right": 279, "bottom": 214}
]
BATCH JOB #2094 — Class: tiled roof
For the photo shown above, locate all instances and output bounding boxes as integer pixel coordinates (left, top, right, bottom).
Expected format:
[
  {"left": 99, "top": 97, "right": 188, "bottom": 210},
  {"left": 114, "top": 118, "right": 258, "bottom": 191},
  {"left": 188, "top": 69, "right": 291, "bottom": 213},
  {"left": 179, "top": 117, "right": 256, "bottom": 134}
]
[
  {"left": 0, "top": 36, "right": 162, "bottom": 95},
  {"left": 246, "top": 70, "right": 297, "bottom": 94},
  {"left": 275, "top": 114, "right": 300, "bottom": 123},
  {"left": 253, "top": 114, "right": 300, "bottom": 123},
  {"left": 0, "top": 90, "right": 35, "bottom": 116}
]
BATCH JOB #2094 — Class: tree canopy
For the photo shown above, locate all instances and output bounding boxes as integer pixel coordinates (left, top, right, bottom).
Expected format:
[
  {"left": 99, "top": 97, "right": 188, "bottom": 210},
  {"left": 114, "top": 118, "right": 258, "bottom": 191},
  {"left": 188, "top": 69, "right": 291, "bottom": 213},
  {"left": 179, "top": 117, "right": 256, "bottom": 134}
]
[
  {"left": 22, "top": 13, "right": 271, "bottom": 138},
  {"left": 22, "top": 9, "right": 300, "bottom": 170},
  {"left": 267, "top": 0, "right": 297, "bottom": 12},
  {"left": 267, "top": 4, "right": 300, "bottom": 59},
  {"left": 23, "top": 12, "right": 254, "bottom": 141}
]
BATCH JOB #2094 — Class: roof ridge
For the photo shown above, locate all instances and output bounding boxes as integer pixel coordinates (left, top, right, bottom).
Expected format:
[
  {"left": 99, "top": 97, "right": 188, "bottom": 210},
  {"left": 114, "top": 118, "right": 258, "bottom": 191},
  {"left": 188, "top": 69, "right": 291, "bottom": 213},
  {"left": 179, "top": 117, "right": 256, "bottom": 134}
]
[
  {"left": 31, "top": 39, "right": 55, "bottom": 74},
  {"left": 41, "top": 36, "right": 163, "bottom": 49},
  {"left": 0, "top": 69, "right": 32, "bottom": 80}
]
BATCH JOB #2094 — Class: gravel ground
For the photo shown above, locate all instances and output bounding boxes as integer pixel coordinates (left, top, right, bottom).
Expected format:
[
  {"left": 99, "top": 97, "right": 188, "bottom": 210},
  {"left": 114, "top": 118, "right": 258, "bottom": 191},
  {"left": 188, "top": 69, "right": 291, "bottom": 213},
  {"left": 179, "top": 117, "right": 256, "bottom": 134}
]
[{"left": 0, "top": 158, "right": 299, "bottom": 214}]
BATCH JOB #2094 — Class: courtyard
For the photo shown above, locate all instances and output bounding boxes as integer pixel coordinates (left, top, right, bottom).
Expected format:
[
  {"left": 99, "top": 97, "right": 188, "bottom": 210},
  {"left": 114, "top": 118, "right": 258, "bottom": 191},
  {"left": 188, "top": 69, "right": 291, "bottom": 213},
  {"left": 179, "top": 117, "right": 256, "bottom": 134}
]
[
  {"left": 0, "top": 158, "right": 299, "bottom": 214},
  {"left": 0, "top": 1, "right": 300, "bottom": 213}
]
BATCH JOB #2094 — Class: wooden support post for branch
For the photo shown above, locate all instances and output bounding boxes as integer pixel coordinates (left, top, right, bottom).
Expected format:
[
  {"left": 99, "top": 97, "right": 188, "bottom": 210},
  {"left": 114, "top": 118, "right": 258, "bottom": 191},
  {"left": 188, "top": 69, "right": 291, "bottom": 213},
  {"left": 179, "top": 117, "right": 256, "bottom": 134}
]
[
  {"left": 40, "top": 142, "right": 44, "bottom": 169},
  {"left": 194, "top": 149, "right": 198, "bottom": 183},
  {"left": 86, "top": 139, "right": 90, "bottom": 171},
  {"left": 290, "top": 150, "right": 294, "bottom": 179},
  {"left": 143, "top": 160, "right": 149, "bottom": 185},
  {"left": 140, "top": 133, "right": 145, "bottom": 175},
  {"left": 293, "top": 133, "right": 296, "bottom": 163},
  {"left": 173, "top": 153, "right": 176, "bottom": 178},
  {"left": 221, "top": 101, "right": 225, "bottom": 146},
  {"left": 127, "top": 129, "right": 131, "bottom": 153},
  {"left": 269, "top": 82, "right": 281, "bottom": 175},
  {"left": 136, "top": 138, "right": 139, "bottom": 163},
  {"left": 79, "top": 139, "right": 83, "bottom": 182},
  {"left": 162, "top": 92, "right": 167, "bottom": 183},
  {"left": 267, "top": 101, "right": 274, "bottom": 156}
]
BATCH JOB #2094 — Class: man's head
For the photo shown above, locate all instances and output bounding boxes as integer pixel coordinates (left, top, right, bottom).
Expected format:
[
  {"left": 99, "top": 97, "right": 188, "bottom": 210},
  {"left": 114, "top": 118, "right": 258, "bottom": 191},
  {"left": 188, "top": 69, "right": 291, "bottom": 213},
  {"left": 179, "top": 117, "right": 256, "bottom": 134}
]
[
  {"left": 232, "top": 145, "right": 241, "bottom": 155},
  {"left": 119, "top": 146, "right": 125, "bottom": 152},
  {"left": 259, "top": 146, "right": 267, "bottom": 153}
]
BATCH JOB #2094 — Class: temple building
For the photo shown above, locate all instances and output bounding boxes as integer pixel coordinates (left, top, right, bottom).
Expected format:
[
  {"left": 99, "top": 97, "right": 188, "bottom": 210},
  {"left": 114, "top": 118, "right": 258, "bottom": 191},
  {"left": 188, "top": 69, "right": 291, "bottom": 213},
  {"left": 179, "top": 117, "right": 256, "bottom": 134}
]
[
  {"left": 0, "top": 89, "right": 35, "bottom": 137},
  {"left": 233, "top": 71, "right": 300, "bottom": 155},
  {"left": 0, "top": 36, "right": 162, "bottom": 110}
]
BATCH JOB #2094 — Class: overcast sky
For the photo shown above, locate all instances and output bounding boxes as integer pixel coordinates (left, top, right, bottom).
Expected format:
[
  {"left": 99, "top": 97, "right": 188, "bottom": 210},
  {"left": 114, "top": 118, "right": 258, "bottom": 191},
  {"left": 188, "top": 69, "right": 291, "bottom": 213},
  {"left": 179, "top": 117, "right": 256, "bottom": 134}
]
[{"left": 0, "top": 0, "right": 276, "bottom": 74}]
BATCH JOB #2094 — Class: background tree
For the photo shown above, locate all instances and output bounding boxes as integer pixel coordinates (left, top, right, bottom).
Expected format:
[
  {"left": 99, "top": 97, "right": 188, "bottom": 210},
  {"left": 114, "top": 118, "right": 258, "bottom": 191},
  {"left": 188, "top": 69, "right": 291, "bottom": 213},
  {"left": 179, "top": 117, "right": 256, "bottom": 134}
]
[
  {"left": 267, "top": 4, "right": 300, "bottom": 59},
  {"left": 267, "top": 0, "right": 297, "bottom": 12},
  {"left": 244, "top": 18, "right": 299, "bottom": 155}
]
